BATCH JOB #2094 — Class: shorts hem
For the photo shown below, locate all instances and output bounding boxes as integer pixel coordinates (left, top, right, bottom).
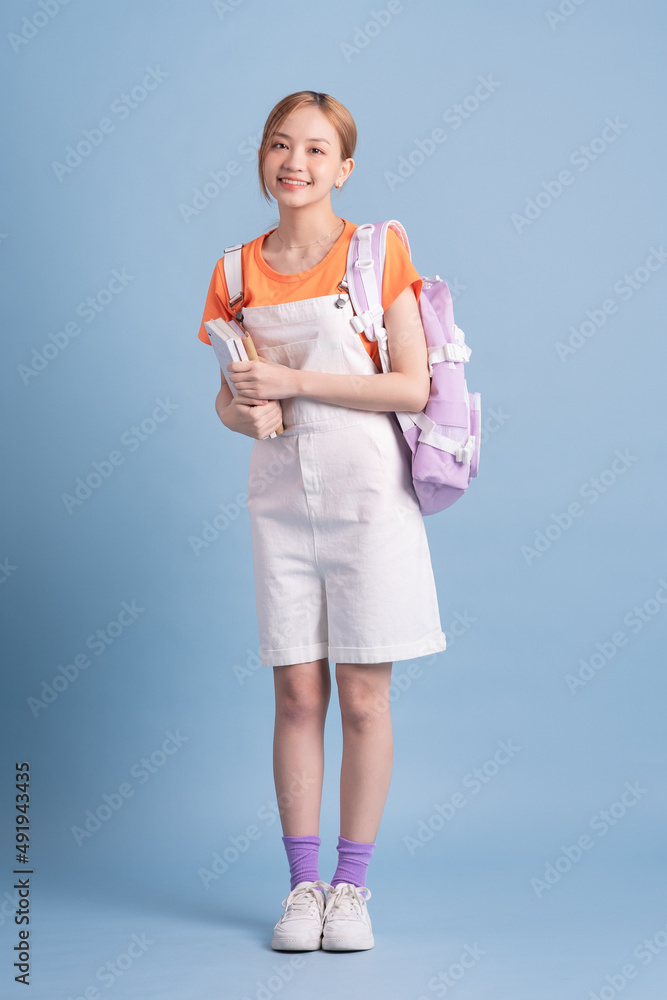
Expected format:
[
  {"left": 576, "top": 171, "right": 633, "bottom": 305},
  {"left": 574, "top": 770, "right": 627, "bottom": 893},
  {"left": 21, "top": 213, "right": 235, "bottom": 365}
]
[
  {"left": 260, "top": 630, "right": 448, "bottom": 667},
  {"left": 261, "top": 640, "right": 329, "bottom": 667},
  {"left": 328, "top": 629, "right": 447, "bottom": 664}
]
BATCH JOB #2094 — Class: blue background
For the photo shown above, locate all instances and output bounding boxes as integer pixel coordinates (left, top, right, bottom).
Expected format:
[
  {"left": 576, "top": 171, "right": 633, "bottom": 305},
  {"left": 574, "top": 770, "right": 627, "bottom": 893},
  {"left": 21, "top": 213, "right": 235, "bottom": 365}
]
[{"left": 1, "top": 1, "right": 666, "bottom": 997}]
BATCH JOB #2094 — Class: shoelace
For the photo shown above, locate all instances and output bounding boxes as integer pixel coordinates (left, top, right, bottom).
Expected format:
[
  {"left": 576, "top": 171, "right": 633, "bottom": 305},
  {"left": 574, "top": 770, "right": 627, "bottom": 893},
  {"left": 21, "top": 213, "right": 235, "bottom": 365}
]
[
  {"left": 280, "top": 881, "right": 328, "bottom": 918},
  {"left": 323, "top": 882, "right": 372, "bottom": 921}
]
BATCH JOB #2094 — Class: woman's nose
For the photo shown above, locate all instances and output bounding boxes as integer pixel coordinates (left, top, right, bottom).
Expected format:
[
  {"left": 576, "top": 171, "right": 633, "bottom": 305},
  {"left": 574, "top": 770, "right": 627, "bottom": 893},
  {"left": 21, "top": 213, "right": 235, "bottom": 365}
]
[{"left": 282, "top": 148, "right": 306, "bottom": 170}]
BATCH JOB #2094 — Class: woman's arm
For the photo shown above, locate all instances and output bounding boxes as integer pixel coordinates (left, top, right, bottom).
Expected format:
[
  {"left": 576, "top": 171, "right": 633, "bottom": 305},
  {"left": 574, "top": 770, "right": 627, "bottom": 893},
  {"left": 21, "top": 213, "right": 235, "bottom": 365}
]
[
  {"left": 215, "top": 376, "right": 233, "bottom": 416},
  {"left": 298, "top": 284, "right": 430, "bottom": 412},
  {"left": 215, "top": 372, "right": 283, "bottom": 439},
  {"left": 227, "top": 285, "right": 431, "bottom": 413}
]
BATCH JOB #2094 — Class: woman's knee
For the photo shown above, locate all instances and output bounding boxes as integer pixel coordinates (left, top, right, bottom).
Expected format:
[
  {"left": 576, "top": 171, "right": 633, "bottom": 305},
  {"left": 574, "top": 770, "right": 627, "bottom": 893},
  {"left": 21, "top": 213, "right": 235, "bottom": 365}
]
[
  {"left": 335, "top": 662, "right": 392, "bottom": 727},
  {"left": 274, "top": 659, "right": 330, "bottom": 724}
]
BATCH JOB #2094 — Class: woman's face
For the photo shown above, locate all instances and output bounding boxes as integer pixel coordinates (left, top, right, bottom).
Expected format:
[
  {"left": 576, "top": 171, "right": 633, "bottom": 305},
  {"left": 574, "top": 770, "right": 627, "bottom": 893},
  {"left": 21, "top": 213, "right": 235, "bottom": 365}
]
[{"left": 262, "top": 105, "right": 353, "bottom": 205}]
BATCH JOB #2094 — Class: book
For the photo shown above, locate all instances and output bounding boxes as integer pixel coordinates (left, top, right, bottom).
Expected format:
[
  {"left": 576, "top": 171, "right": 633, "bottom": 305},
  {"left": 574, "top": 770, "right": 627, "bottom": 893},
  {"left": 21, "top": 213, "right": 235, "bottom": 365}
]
[{"left": 204, "top": 316, "right": 283, "bottom": 436}]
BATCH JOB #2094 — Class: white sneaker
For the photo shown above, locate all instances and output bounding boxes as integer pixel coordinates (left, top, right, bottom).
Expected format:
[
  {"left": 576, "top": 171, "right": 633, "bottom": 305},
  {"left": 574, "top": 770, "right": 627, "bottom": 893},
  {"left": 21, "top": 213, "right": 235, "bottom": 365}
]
[
  {"left": 321, "top": 882, "right": 374, "bottom": 951},
  {"left": 271, "top": 880, "right": 332, "bottom": 951}
]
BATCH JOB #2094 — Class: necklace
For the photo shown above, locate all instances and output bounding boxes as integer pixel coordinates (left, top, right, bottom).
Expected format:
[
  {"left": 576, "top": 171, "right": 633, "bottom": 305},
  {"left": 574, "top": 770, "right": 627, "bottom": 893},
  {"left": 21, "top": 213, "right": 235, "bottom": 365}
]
[{"left": 275, "top": 218, "right": 344, "bottom": 249}]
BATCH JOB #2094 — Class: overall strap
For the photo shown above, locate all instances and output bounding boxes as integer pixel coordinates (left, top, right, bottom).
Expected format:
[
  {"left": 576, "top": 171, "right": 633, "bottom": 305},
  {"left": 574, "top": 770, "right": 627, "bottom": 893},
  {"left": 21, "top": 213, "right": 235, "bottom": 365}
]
[
  {"left": 222, "top": 242, "right": 244, "bottom": 321},
  {"left": 345, "top": 220, "right": 407, "bottom": 374}
]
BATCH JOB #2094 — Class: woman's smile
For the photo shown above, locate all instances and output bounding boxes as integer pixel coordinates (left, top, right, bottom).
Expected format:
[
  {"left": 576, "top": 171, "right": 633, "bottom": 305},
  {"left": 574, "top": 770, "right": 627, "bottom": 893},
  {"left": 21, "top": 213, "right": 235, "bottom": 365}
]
[{"left": 278, "top": 177, "right": 311, "bottom": 189}]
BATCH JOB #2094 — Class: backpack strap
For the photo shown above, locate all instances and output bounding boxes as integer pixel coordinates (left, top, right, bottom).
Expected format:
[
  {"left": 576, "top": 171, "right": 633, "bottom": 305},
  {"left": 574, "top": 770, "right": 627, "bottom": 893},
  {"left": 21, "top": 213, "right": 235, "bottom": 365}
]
[
  {"left": 346, "top": 220, "right": 429, "bottom": 440},
  {"left": 345, "top": 222, "right": 388, "bottom": 371},
  {"left": 409, "top": 411, "right": 476, "bottom": 462},
  {"left": 222, "top": 242, "right": 244, "bottom": 321},
  {"left": 427, "top": 335, "right": 471, "bottom": 367},
  {"left": 345, "top": 220, "right": 411, "bottom": 374}
]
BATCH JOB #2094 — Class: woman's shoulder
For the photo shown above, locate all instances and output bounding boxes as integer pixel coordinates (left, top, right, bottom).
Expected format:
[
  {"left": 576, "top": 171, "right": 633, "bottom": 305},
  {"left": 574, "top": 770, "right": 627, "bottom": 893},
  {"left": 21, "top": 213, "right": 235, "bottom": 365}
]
[
  {"left": 243, "top": 228, "right": 274, "bottom": 249},
  {"left": 211, "top": 225, "right": 272, "bottom": 261},
  {"left": 210, "top": 230, "right": 268, "bottom": 293},
  {"left": 345, "top": 220, "right": 408, "bottom": 248},
  {"left": 385, "top": 224, "right": 409, "bottom": 249}
]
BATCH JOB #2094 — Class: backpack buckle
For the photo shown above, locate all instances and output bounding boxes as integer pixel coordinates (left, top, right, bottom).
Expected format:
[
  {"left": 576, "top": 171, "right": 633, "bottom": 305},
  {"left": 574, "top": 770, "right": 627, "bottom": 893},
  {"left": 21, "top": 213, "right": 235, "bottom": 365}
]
[
  {"left": 350, "top": 303, "right": 383, "bottom": 336},
  {"left": 455, "top": 437, "right": 475, "bottom": 463}
]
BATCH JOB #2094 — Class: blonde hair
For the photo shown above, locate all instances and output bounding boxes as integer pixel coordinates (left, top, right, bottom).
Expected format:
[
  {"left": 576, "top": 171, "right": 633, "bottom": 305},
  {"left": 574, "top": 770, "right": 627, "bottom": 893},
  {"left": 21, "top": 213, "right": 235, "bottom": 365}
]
[{"left": 257, "top": 91, "right": 356, "bottom": 204}]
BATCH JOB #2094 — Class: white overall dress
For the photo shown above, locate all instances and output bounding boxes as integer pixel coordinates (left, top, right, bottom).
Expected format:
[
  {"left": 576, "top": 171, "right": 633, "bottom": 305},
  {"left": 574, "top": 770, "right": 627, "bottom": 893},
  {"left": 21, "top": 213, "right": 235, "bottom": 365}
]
[{"left": 240, "top": 287, "right": 449, "bottom": 667}]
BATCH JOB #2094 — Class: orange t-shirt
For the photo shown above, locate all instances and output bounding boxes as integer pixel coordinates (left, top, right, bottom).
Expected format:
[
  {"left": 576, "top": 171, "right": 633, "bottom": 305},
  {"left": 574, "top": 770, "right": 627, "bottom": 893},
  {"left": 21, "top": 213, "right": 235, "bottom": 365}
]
[{"left": 197, "top": 218, "right": 423, "bottom": 371}]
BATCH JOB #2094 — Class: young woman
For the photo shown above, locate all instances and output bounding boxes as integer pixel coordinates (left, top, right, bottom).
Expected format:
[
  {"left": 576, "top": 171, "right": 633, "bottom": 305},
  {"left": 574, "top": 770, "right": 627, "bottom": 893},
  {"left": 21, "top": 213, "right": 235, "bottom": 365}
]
[{"left": 198, "top": 91, "right": 447, "bottom": 952}]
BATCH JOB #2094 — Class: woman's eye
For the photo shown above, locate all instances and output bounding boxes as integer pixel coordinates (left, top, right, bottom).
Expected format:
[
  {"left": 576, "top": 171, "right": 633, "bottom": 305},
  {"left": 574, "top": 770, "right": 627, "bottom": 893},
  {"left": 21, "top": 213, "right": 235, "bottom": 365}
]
[{"left": 271, "top": 142, "right": 323, "bottom": 154}]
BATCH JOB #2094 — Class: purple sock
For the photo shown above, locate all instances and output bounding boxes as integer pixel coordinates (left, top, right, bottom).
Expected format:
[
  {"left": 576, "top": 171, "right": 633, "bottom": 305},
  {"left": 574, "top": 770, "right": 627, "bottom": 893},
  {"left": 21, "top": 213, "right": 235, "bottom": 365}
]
[
  {"left": 282, "top": 834, "right": 322, "bottom": 891},
  {"left": 330, "top": 835, "right": 376, "bottom": 888}
]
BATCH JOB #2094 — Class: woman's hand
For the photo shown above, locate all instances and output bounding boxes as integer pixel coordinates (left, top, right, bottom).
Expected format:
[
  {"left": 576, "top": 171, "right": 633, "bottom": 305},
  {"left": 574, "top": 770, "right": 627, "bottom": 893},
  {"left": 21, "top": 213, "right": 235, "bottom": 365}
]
[
  {"left": 218, "top": 393, "right": 283, "bottom": 440},
  {"left": 226, "top": 357, "right": 300, "bottom": 401}
]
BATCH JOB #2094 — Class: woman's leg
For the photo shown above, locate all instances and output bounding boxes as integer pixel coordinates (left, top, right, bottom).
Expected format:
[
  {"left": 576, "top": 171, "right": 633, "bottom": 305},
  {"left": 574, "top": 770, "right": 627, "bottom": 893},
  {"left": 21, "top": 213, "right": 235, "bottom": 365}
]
[
  {"left": 273, "top": 658, "right": 331, "bottom": 835},
  {"left": 335, "top": 662, "right": 394, "bottom": 843}
]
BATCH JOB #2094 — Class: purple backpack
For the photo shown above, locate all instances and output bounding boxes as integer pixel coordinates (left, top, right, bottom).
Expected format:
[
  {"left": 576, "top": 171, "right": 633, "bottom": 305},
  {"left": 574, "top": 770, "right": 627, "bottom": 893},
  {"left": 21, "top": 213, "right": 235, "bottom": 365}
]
[{"left": 344, "top": 220, "right": 480, "bottom": 515}]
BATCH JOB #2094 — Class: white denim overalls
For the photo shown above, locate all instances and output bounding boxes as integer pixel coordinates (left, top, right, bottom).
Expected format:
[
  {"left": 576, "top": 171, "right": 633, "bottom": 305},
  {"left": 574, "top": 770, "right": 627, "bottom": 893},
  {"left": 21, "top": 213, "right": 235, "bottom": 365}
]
[{"left": 239, "top": 285, "right": 448, "bottom": 667}]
